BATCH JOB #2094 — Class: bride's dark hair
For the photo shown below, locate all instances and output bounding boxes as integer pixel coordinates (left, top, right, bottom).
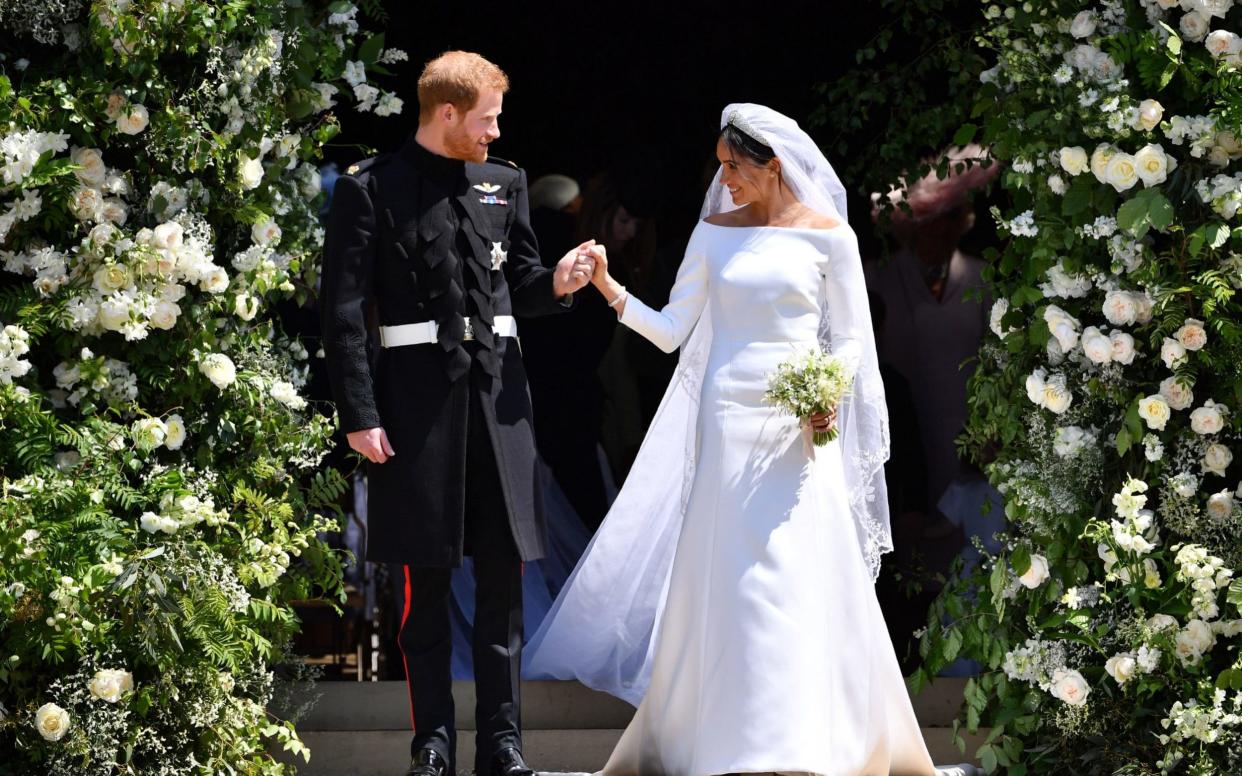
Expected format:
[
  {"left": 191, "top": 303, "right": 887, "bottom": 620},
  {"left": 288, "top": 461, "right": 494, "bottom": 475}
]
[{"left": 719, "top": 123, "right": 775, "bottom": 167}]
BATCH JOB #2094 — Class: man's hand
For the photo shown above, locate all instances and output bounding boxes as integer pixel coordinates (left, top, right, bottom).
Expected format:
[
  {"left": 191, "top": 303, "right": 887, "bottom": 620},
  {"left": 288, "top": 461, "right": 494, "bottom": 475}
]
[
  {"left": 552, "top": 239, "right": 598, "bottom": 298},
  {"left": 586, "top": 243, "right": 609, "bottom": 284},
  {"left": 808, "top": 407, "right": 839, "bottom": 434},
  {"left": 347, "top": 427, "right": 396, "bottom": 464}
]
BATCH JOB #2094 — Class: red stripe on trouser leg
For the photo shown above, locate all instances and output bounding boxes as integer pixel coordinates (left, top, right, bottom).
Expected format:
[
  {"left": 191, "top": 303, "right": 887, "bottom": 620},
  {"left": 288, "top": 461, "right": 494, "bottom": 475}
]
[{"left": 399, "top": 564, "right": 417, "bottom": 731}]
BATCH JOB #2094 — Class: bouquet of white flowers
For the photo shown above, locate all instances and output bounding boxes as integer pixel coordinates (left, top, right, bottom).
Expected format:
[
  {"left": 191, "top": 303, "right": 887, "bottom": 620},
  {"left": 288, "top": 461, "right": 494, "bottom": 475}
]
[{"left": 764, "top": 348, "right": 853, "bottom": 446}]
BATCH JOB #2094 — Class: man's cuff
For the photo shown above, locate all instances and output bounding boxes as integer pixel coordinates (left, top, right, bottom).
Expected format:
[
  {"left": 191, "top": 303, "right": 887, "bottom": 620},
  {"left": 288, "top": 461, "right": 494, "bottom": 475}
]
[{"left": 557, "top": 291, "right": 575, "bottom": 309}]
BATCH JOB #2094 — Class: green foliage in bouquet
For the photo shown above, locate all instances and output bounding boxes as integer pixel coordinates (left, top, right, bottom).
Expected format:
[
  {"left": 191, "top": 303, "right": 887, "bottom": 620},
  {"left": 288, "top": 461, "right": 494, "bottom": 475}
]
[{"left": 0, "top": 1, "right": 404, "bottom": 772}]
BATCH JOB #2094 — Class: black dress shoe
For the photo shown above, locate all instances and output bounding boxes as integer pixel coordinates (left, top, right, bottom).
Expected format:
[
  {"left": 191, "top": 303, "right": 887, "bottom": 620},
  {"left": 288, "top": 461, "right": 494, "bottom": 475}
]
[
  {"left": 490, "top": 747, "right": 535, "bottom": 776},
  {"left": 406, "top": 747, "right": 449, "bottom": 776}
]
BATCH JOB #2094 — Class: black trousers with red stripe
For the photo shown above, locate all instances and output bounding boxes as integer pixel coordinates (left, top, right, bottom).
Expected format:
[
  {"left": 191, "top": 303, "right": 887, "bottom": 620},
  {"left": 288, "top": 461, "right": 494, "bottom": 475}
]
[{"left": 398, "top": 383, "right": 524, "bottom": 772}]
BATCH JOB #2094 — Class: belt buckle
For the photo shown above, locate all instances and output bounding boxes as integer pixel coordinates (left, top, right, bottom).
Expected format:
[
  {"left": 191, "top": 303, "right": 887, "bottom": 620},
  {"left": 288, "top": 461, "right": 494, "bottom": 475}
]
[{"left": 463, "top": 319, "right": 475, "bottom": 342}]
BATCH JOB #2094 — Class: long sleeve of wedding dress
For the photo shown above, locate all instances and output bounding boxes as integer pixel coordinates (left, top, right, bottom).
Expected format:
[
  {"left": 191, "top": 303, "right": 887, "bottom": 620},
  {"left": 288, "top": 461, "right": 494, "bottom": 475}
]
[{"left": 617, "top": 245, "right": 708, "bottom": 354}]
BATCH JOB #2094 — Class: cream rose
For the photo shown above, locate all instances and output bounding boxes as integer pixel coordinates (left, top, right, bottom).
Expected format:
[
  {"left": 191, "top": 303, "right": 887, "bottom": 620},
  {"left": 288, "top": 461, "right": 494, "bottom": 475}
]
[
  {"left": 1018, "top": 553, "right": 1051, "bottom": 589},
  {"left": 1175, "top": 318, "right": 1208, "bottom": 351},
  {"left": 34, "top": 702, "right": 70, "bottom": 742},
  {"left": 1050, "top": 667, "right": 1091, "bottom": 706},
  {"left": 234, "top": 292, "right": 259, "bottom": 321},
  {"left": 1059, "top": 146, "right": 1090, "bottom": 176},
  {"left": 1042, "top": 374, "right": 1074, "bottom": 414},
  {"left": 1148, "top": 613, "right": 1179, "bottom": 632},
  {"left": 1206, "top": 29, "right": 1241, "bottom": 59},
  {"left": 1137, "top": 99, "right": 1164, "bottom": 131},
  {"left": 1110, "top": 331, "right": 1137, "bottom": 365},
  {"left": 198, "top": 352, "right": 237, "bottom": 389},
  {"left": 1180, "top": 11, "right": 1210, "bottom": 43},
  {"left": 1070, "top": 10, "right": 1096, "bottom": 38},
  {"left": 270, "top": 380, "right": 307, "bottom": 409},
  {"left": 1044, "top": 304, "right": 1081, "bottom": 351},
  {"left": 116, "top": 103, "right": 150, "bottom": 135},
  {"left": 1161, "top": 337, "right": 1188, "bottom": 369},
  {"left": 1138, "top": 395, "right": 1172, "bottom": 430},
  {"left": 1207, "top": 490, "right": 1235, "bottom": 521},
  {"left": 1159, "top": 376, "right": 1195, "bottom": 410},
  {"left": 1026, "top": 369, "right": 1047, "bottom": 406},
  {"left": 163, "top": 413, "right": 186, "bottom": 450},
  {"left": 1081, "top": 326, "right": 1113, "bottom": 364},
  {"left": 71, "top": 186, "right": 103, "bottom": 221},
  {"left": 201, "top": 266, "right": 229, "bottom": 294},
  {"left": 71, "top": 146, "right": 107, "bottom": 186},
  {"left": 1190, "top": 400, "right": 1227, "bottom": 435},
  {"left": 1102, "top": 290, "right": 1139, "bottom": 327},
  {"left": 240, "top": 157, "right": 265, "bottom": 190},
  {"left": 1203, "top": 443, "right": 1233, "bottom": 476},
  {"left": 1105, "top": 653, "right": 1138, "bottom": 685},
  {"left": 92, "top": 263, "right": 132, "bottom": 294},
  {"left": 149, "top": 300, "right": 180, "bottom": 330},
  {"left": 151, "top": 222, "right": 184, "bottom": 252},
  {"left": 131, "top": 417, "right": 167, "bottom": 451},
  {"left": 1134, "top": 143, "right": 1170, "bottom": 187},
  {"left": 1090, "top": 143, "right": 1118, "bottom": 183},
  {"left": 251, "top": 218, "right": 282, "bottom": 247},
  {"left": 1105, "top": 153, "right": 1140, "bottom": 192},
  {"left": 88, "top": 668, "right": 134, "bottom": 703}
]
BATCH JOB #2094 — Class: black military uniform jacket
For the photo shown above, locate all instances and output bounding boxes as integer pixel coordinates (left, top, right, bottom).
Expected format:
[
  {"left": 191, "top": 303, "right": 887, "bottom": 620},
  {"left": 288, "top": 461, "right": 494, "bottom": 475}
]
[{"left": 320, "top": 135, "right": 571, "bottom": 566}]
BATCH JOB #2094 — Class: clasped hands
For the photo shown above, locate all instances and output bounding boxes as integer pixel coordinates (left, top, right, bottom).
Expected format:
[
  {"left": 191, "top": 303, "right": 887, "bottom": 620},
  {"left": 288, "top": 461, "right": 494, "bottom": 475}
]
[{"left": 552, "top": 240, "right": 607, "bottom": 298}]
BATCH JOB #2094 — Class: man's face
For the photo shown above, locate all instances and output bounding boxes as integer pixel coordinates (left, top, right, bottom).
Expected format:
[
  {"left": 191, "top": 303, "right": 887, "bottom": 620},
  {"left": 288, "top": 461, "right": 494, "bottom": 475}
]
[{"left": 444, "top": 89, "right": 503, "bottom": 163}]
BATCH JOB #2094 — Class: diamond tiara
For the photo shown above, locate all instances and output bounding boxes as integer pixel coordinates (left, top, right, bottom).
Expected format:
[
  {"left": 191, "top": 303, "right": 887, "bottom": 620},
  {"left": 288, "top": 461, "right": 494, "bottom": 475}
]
[{"left": 725, "top": 111, "right": 769, "bottom": 147}]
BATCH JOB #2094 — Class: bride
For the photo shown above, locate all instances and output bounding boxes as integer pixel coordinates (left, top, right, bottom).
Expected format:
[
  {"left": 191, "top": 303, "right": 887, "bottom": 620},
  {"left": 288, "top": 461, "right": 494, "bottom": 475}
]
[{"left": 525, "top": 103, "right": 975, "bottom": 776}]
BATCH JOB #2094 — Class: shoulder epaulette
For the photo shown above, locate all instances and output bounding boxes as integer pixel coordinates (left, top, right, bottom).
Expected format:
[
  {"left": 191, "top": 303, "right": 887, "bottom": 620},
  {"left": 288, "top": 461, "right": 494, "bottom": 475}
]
[{"left": 484, "top": 155, "right": 520, "bottom": 171}]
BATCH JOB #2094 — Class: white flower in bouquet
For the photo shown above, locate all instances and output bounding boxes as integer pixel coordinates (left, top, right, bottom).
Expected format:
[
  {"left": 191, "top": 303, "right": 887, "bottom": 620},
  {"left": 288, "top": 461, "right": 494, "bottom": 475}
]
[
  {"left": 1190, "top": 400, "right": 1228, "bottom": 435},
  {"left": 1144, "top": 433, "right": 1165, "bottom": 462},
  {"left": 92, "top": 263, "right": 132, "bottom": 295},
  {"left": 251, "top": 217, "right": 282, "bottom": 247},
  {"left": 354, "top": 83, "right": 380, "bottom": 112},
  {"left": 1018, "top": 553, "right": 1051, "bottom": 588},
  {"left": 201, "top": 265, "right": 230, "bottom": 294},
  {"left": 71, "top": 146, "right": 107, "bottom": 186},
  {"left": 989, "top": 298, "right": 1014, "bottom": 338},
  {"left": 164, "top": 413, "right": 186, "bottom": 450},
  {"left": 1206, "top": 490, "right": 1235, "bottom": 521},
  {"left": 374, "top": 92, "right": 404, "bottom": 117},
  {"left": 1053, "top": 425, "right": 1097, "bottom": 457},
  {"left": 1138, "top": 394, "right": 1172, "bottom": 430},
  {"left": 1105, "top": 152, "right": 1140, "bottom": 192},
  {"left": 1159, "top": 375, "right": 1195, "bottom": 410},
  {"left": 1134, "top": 143, "right": 1174, "bottom": 187},
  {"left": 764, "top": 348, "right": 853, "bottom": 446},
  {"left": 140, "top": 511, "right": 179, "bottom": 534},
  {"left": 1203, "top": 443, "right": 1232, "bottom": 476},
  {"left": 1113, "top": 477, "right": 1149, "bottom": 518},
  {"left": 1059, "top": 145, "right": 1090, "bottom": 175},
  {"left": 1186, "top": 0, "right": 1235, "bottom": 19},
  {"left": 270, "top": 380, "right": 307, "bottom": 409},
  {"left": 1043, "top": 304, "right": 1080, "bottom": 350},
  {"left": 1161, "top": 337, "right": 1188, "bottom": 369},
  {"left": 98, "top": 197, "right": 129, "bottom": 226},
  {"left": 1050, "top": 667, "right": 1091, "bottom": 706},
  {"left": 1110, "top": 330, "right": 1138, "bottom": 364},
  {"left": 115, "top": 103, "right": 150, "bottom": 135},
  {"left": 1172, "top": 472, "right": 1200, "bottom": 498},
  {"left": 131, "top": 417, "right": 167, "bottom": 451},
  {"left": 1148, "top": 613, "right": 1180, "bottom": 633},
  {"left": 1112, "top": 511, "right": 1158, "bottom": 554},
  {"left": 239, "top": 156, "right": 265, "bottom": 190},
  {"left": 1175, "top": 318, "right": 1208, "bottom": 351},
  {"left": 1081, "top": 326, "right": 1114, "bottom": 364},
  {"left": 1212, "top": 620, "right": 1242, "bottom": 638},
  {"left": 1106, "top": 652, "right": 1138, "bottom": 685},
  {"left": 234, "top": 292, "right": 260, "bottom": 321},
  {"left": 1047, "top": 173, "right": 1068, "bottom": 195},
  {"left": 199, "top": 352, "right": 237, "bottom": 389},
  {"left": 34, "top": 702, "right": 70, "bottom": 742},
  {"left": 1090, "top": 143, "right": 1118, "bottom": 183},
  {"left": 1217, "top": 130, "right": 1242, "bottom": 157},
  {"left": 1070, "top": 10, "right": 1097, "bottom": 38},
  {"left": 151, "top": 221, "right": 184, "bottom": 251},
  {"left": 1206, "top": 29, "right": 1242, "bottom": 59},
  {"left": 1137, "top": 644, "right": 1162, "bottom": 673},
  {"left": 1136, "top": 99, "right": 1164, "bottom": 131},
  {"left": 88, "top": 668, "right": 134, "bottom": 703},
  {"left": 71, "top": 185, "right": 103, "bottom": 222},
  {"left": 149, "top": 300, "right": 180, "bottom": 330},
  {"left": 1175, "top": 619, "right": 1216, "bottom": 664},
  {"left": 1102, "top": 289, "right": 1140, "bottom": 326},
  {"left": 1041, "top": 262, "right": 1092, "bottom": 298},
  {"left": 1041, "top": 373, "right": 1073, "bottom": 414},
  {"left": 1179, "top": 10, "right": 1210, "bottom": 42}
]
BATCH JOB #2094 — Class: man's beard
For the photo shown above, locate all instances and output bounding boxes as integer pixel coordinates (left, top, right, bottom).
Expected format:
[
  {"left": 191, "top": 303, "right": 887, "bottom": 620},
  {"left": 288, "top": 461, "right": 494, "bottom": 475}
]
[{"left": 444, "top": 124, "right": 487, "bottom": 163}]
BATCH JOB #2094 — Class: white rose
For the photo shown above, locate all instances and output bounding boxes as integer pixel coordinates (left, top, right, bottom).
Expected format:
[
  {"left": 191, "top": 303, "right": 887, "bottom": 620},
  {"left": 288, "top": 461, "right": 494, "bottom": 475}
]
[
  {"left": 1047, "top": 173, "right": 1068, "bottom": 195},
  {"left": 1050, "top": 667, "right": 1091, "bottom": 706},
  {"left": 234, "top": 292, "right": 259, "bottom": 321},
  {"left": 1180, "top": 10, "right": 1209, "bottom": 42},
  {"left": 1025, "top": 369, "right": 1047, "bottom": 406},
  {"left": 1090, "top": 144, "right": 1118, "bottom": 184},
  {"left": 1190, "top": 400, "right": 1227, "bottom": 435},
  {"left": 151, "top": 222, "right": 184, "bottom": 251},
  {"left": 240, "top": 157, "right": 265, "bottom": 190},
  {"left": 140, "top": 511, "right": 164, "bottom": 533},
  {"left": 1209, "top": 145, "right": 1232, "bottom": 168},
  {"left": 131, "top": 417, "right": 167, "bottom": 451},
  {"left": 88, "top": 669, "right": 134, "bottom": 703},
  {"left": 1081, "top": 326, "right": 1114, "bottom": 364},
  {"left": 270, "top": 380, "right": 307, "bottom": 409},
  {"left": 1070, "top": 10, "right": 1097, "bottom": 38},
  {"left": 1175, "top": 318, "right": 1208, "bottom": 351},
  {"left": 1172, "top": 473, "right": 1200, "bottom": 499},
  {"left": 71, "top": 186, "right": 103, "bottom": 221},
  {"left": 1217, "top": 130, "right": 1242, "bottom": 156},
  {"left": 1159, "top": 376, "right": 1195, "bottom": 410},
  {"left": 1102, "top": 290, "right": 1139, "bottom": 327},
  {"left": 34, "top": 702, "right": 70, "bottom": 742},
  {"left": 989, "top": 299, "right": 1012, "bottom": 338},
  {"left": 164, "top": 413, "right": 186, "bottom": 450},
  {"left": 1134, "top": 292, "right": 1155, "bottom": 324},
  {"left": 1161, "top": 337, "right": 1188, "bottom": 369},
  {"left": 1137, "top": 395, "right": 1172, "bottom": 430},
  {"left": 98, "top": 198, "right": 128, "bottom": 225},
  {"left": 149, "top": 300, "right": 180, "bottom": 330},
  {"left": 1181, "top": 618, "right": 1217, "bottom": 655},
  {"left": 1148, "top": 613, "right": 1179, "bottom": 632},
  {"left": 201, "top": 265, "right": 229, "bottom": 294},
  {"left": 198, "top": 353, "right": 237, "bottom": 389},
  {"left": 251, "top": 218, "right": 282, "bottom": 247},
  {"left": 1134, "top": 144, "right": 1171, "bottom": 187},
  {"left": 1043, "top": 305, "right": 1081, "bottom": 351},
  {"left": 1042, "top": 374, "right": 1073, "bottom": 414},
  {"left": 116, "top": 103, "right": 150, "bottom": 135},
  {"left": 92, "top": 263, "right": 132, "bottom": 294},
  {"left": 1060, "top": 146, "right": 1090, "bottom": 176},
  {"left": 1109, "top": 331, "right": 1137, "bottom": 365},
  {"left": 1105, "top": 153, "right": 1140, "bottom": 192},
  {"left": 1137, "top": 99, "right": 1164, "bottom": 132},
  {"left": 1105, "top": 653, "right": 1138, "bottom": 685},
  {"left": 1206, "top": 29, "right": 1242, "bottom": 59},
  {"left": 71, "top": 146, "right": 107, "bottom": 186},
  {"left": 1207, "top": 490, "right": 1235, "bottom": 521},
  {"left": 1018, "top": 553, "right": 1051, "bottom": 589},
  {"left": 1204, "top": 443, "right": 1233, "bottom": 476}
]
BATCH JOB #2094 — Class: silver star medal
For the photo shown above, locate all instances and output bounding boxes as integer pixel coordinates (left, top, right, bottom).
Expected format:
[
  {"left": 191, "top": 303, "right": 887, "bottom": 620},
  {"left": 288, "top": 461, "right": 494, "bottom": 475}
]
[{"left": 490, "top": 241, "right": 508, "bottom": 271}]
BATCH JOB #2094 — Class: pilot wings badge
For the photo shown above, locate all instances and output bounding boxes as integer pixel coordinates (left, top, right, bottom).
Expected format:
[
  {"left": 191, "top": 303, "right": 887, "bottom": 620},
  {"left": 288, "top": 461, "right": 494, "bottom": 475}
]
[{"left": 473, "top": 182, "right": 502, "bottom": 194}]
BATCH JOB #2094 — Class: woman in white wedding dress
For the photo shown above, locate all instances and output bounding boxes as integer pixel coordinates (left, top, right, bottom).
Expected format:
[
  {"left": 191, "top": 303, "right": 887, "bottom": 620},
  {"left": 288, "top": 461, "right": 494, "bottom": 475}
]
[{"left": 525, "top": 104, "right": 973, "bottom": 776}]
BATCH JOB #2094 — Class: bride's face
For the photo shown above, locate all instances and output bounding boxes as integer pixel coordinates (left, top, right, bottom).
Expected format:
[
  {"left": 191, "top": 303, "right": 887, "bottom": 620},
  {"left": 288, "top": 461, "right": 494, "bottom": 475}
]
[{"left": 716, "top": 138, "right": 775, "bottom": 208}]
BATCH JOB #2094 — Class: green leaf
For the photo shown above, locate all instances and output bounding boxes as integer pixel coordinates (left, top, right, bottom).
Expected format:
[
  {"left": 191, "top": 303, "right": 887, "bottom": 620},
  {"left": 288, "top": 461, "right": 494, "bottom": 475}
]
[
  {"left": 1061, "top": 177, "right": 1093, "bottom": 216},
  {"left": 1011, "top": 545, "right": 1032, "bottom": 576},
  {"left": 1117, "top": 195, "right": 1149, "bottom": 235},
  {"left": 1147, "top": 192, "right": 1174, "bottom": 231},
  {"left": 953, "top": 123, "right": 978, "bottom": 146},
  {"left": 1228, "top": 578, "right": 1242, "bottom": 611},
  {"left": 358, "top": 33, "right": 385, "bottom": 65}
]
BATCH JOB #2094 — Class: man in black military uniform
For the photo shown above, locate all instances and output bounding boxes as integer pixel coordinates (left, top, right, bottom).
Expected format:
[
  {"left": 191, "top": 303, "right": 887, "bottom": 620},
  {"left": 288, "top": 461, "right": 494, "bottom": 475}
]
[{"left": 319, "top": 51, "right": 598, "bottom": 776}]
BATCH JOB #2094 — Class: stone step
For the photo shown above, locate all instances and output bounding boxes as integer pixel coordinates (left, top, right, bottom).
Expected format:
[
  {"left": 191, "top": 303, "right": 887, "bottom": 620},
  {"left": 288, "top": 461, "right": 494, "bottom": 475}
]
[
  {"left": 291, "top": 727, "right": 990, "bottom": 776},
  {"left": 289, "top": 678, "right": 971, "bottom": 732}
]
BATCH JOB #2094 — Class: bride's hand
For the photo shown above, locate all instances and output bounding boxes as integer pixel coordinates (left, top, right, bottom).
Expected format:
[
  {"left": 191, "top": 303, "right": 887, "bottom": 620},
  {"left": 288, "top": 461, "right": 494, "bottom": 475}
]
[
  {"left": 808, "top": 408, "right": 838, "bottom": 433},
  {"left": 587, "top": 243, "right": 609, "bottom": 285}
]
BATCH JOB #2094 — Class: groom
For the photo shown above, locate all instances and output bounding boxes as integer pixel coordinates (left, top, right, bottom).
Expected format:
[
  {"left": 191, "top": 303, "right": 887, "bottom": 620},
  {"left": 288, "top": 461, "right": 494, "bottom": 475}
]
[{"left": 319, "top": 51, "right": 597, "bottom": 776}]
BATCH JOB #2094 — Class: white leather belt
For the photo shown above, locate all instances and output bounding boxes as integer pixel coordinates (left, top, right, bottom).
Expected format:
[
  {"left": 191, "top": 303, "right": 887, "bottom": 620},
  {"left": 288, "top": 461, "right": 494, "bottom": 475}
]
[{"left": 378, "top": 316, "right": 518, "bottom": 348}]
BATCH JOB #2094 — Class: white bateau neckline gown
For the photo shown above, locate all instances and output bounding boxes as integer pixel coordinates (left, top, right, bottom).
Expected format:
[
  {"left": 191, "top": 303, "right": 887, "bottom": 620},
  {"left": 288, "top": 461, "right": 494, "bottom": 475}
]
[{"left": 533, "top": 220, "right": 940, "bottom": 776}]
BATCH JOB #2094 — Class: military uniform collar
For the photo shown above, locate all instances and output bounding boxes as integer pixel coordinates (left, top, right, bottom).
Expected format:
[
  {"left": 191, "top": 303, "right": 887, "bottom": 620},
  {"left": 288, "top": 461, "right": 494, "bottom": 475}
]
[{"left": 401, "top": 135, "right": 467, "bottom": 180}]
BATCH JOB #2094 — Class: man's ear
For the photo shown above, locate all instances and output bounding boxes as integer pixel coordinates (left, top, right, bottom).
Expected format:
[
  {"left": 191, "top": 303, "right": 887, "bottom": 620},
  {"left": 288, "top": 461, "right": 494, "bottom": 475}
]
[{"left": 441, "top": 103, "right": 454, "bottom": 123}]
